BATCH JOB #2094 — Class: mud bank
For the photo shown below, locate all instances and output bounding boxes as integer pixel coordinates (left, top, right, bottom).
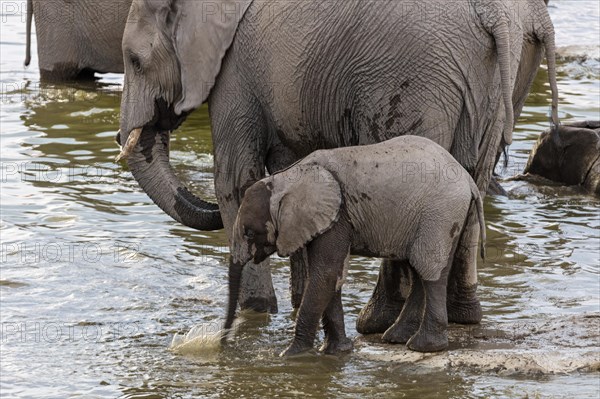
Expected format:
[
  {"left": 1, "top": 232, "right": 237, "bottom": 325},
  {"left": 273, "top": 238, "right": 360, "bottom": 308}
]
[{"left": 355, "top": 313, "right": 600, "bottom": 375}]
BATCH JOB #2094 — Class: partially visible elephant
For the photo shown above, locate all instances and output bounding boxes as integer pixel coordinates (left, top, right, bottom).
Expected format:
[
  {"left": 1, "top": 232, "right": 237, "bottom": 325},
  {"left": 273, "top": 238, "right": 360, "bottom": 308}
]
[
  {"left": 115, "top": 0, "right": 558, "bottom": 323},
  {"left": 25, "top": 0, "right": 132, "bottom": 80},
  {"left": 522, "top": 121, "right": 600, "bottom": 195},
  {"left": 357, "top": 0, "right": 560, "bottom": 333},
  {"left": 224, "top": 136, "right": 486, "bottom": 355}
]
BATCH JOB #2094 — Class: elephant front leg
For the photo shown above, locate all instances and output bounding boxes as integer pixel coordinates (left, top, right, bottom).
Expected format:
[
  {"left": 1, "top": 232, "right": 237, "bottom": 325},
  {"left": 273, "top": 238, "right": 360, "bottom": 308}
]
[
  {"left": 282, "top": 222, "right": 351, "bottom": 356},
  {"left": 265, "top": 138, "right": 305, "bottom": 310},
  {"left": 320, "top": 289, "right": 353, "bottom": 354},
  {"left": 215, "top": 170, "right": 278, "bottom": 314},
  {"left": 282, "top": 265, "right": 339, "bottom": 357},
  {"left": 289, "top": 250, "right": 307, "bottom": 309},
  {"left": 211, "top": 105, "right": 277, "bottom": 314},
  {"left": 356, "top": 259, "right": 409, "bottom": 334}
]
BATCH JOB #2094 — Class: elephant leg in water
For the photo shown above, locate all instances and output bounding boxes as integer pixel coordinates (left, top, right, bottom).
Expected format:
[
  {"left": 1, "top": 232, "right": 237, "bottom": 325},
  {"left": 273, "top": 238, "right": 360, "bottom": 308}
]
[{"left": 209, "top": 72, "right": 278, "bottom": 313}]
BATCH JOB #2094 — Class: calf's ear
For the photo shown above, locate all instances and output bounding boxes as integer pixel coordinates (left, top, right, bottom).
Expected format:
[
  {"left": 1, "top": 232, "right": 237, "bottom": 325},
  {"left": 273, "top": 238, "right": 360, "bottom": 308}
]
[{"left": 270, "top": 164, "right": 342, "bottom": 257}]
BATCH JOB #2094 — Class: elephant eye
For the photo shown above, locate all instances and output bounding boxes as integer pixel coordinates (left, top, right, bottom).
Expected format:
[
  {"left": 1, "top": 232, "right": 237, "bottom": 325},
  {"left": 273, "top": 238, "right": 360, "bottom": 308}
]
[
  {"left": 130, "top": 54, "right": 142, "bottom": 73},
  {"left": 244, "top": 229, "right": 255, "bottom": 240}
]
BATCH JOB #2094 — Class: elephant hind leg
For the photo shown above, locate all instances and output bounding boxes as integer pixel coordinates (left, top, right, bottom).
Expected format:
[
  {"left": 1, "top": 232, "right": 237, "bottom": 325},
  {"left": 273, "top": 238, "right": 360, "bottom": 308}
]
[
  {"left": 446, "top": 110, "right": 502, "bottom": 324},
  {"left": 382, "top": 265, "right": 423, "bottom": 344},
  {"left": 406, "top": 269, "right": 449, "bottom": 352},
  {"left": 356, "top": 259, "right": 408, "bottom": 334},
  {"left": 446, "top": 207, "right": 483, "bottom": 324},
  {"left": 393, "top": 229, "right": 456, "bottom": 350}
]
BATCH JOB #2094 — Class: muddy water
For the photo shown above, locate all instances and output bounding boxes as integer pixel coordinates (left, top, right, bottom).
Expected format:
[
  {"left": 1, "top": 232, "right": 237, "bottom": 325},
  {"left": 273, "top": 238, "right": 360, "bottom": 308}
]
[{"left": 1, "top": 1, "right": 599, "bottom": 398}]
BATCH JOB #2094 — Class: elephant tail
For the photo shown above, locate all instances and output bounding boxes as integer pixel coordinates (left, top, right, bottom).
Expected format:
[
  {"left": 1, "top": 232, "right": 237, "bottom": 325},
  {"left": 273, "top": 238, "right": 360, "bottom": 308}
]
[
  {"left": 25, "top": 0, "right": 33, "bottom": 66},
  {"left": 492, "top": 19, "right": 515, "bottom": 149},
  {"left": 470, "top": 180, "right": 486, "bottom": 260}
]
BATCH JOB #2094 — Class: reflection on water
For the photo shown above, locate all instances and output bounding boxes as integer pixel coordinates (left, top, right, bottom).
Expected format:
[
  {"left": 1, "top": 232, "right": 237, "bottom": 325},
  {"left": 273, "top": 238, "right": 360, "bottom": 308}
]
[{"left": 1, "top": 1, "right": 599, "bottom": 398}]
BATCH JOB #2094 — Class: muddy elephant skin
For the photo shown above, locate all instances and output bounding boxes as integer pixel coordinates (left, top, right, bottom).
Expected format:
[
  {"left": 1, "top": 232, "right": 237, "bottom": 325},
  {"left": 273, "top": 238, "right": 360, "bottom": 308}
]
[{"left": 224, "top": 136, "right": 487, "bottom": 356}]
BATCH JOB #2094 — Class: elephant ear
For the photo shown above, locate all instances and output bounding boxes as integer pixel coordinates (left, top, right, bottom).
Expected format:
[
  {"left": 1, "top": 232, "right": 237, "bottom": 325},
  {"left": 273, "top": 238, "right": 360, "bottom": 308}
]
[
  {"left": 270, "top": 164, "right": 342, "bottom": 257},
  {"left": 173, "top": 0, "right": 254, "bottom": 114}
]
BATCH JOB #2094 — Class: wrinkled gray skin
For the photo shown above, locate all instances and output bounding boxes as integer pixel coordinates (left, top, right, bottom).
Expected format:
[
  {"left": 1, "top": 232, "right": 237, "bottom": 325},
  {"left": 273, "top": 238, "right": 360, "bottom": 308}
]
[
  {"left": 116, "top": 0, "right": 558, "bottom": 324},
  {"left": 224, "top": 136, "right": 486, "bottom": 356},
  {"left": 523, "top": 121, "right": 600, "bottom": 196},
  {"left": 25, "top": 0, "right": 132, "bottom": 80}
]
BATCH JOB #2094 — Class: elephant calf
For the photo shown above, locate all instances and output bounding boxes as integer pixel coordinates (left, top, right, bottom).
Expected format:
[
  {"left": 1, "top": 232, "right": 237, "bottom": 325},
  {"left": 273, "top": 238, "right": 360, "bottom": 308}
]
[
  {"left": 224, "top": 136, "right": 486, "bottom": 356},
  {"left": 522, "top": 121, "right": 600, "bottom": 196}
]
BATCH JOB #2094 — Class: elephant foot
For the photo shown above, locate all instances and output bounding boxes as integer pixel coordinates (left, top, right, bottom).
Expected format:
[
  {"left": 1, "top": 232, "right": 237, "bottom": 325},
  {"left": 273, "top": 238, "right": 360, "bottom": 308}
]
[
  {"left": 319, "top": 337, "right": 353, "bottom": 355},
  {"left": 357, "top": 259, "right": 408, "bottom": 334},
  {"left": 280, "top": 340, "right": 314, "bottom": 357},
  {"left": 356, "top": 299, "right": 404, "bottom": 334},
  {"left": 446, "top": 296, "right": 482, "bottom": 324},
  {"left": 486, "top": 176, "right": 508, "bottom": 196},
  {"left": 239, "top": 261, "right": 278, "bottom": 314},
  {"left": 406, "top": 330, "right": 448, "bottom": 352},
  {"left": 381, "top": 321, "right": 419, "bottom": 344},
  {"left": 240, "top": 295, "right": 278, "bottom": 314}
]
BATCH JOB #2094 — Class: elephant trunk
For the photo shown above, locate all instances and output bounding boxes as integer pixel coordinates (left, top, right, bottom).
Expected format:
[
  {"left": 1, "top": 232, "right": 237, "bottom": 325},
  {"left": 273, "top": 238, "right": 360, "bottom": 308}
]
[
  {"left": 493, "top": 20, "right": 515, "bottom": 147},
  {"left": 124, "top": 127, "right": 224, "bottom": 230},
  {"left": 222, "top": 259, "right": 244, "bottom": 343},
  {"left": 25, "top": 0, "right": 33, "bottom": 66}
]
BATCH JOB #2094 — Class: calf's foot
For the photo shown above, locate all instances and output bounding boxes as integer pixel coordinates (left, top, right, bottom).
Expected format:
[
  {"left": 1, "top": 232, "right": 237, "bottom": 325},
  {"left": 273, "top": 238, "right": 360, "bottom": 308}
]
[
  {"left": 319, "top": 336, "right": 353, "bottom": 355},
  {"left": 381, "top": 320, "right": 419, "bottom": 344},
  {"left": 406, "top": 330, "right": 448, "bottom": 352}
]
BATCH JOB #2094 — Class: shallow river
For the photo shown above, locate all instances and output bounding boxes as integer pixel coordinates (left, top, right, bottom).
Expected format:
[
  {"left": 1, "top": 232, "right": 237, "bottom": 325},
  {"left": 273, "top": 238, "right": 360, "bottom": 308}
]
[{"left": 1, "top": 1, "right": 599, "bottom": 398}]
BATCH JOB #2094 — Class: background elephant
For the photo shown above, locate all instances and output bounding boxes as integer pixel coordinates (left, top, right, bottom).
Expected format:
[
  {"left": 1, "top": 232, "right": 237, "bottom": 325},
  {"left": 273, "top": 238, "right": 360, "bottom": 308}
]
[
  {"left": 25, "top": 0, "right": 132, "bottom": 80},
  {"left": 522, "top": 121, "right": 600, "bottom": 195},
  {"left": 224, "top": 136, "right": 487, "bottom": 355},
  {"left": 116, "top": 0, "right": 558, "bottom": 323}
]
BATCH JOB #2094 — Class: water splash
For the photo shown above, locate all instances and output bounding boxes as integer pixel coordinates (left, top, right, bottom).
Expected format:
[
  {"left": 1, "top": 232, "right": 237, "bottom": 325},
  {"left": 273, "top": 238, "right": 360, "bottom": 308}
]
[{"left": 169, "top": 318, "right": 244, "bottom": 357}]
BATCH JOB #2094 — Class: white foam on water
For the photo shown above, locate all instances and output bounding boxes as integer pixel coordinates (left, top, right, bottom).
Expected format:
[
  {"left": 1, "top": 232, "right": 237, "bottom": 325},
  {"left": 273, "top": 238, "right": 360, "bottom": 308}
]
[{"left": 169, "top": 318, "right": 244, "bottom": 357}]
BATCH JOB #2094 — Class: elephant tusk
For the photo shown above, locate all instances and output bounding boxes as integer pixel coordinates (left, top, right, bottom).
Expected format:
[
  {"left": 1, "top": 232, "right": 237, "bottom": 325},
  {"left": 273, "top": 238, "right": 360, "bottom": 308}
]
[{"left": 115, "top": 128, "right": 142, "bottom": 162}]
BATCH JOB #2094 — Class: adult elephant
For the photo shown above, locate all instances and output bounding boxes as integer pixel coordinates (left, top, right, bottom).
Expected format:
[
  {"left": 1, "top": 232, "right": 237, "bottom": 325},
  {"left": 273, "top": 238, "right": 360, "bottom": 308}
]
[
  {"left": 116, "top": 0, "right": 558, "bottom": 323},
  {"left": 25, "top": 0, "right": 132, "bottom": 80},
  {"left": 358, "top": 0, "right": 561, "bottom": 332}
]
